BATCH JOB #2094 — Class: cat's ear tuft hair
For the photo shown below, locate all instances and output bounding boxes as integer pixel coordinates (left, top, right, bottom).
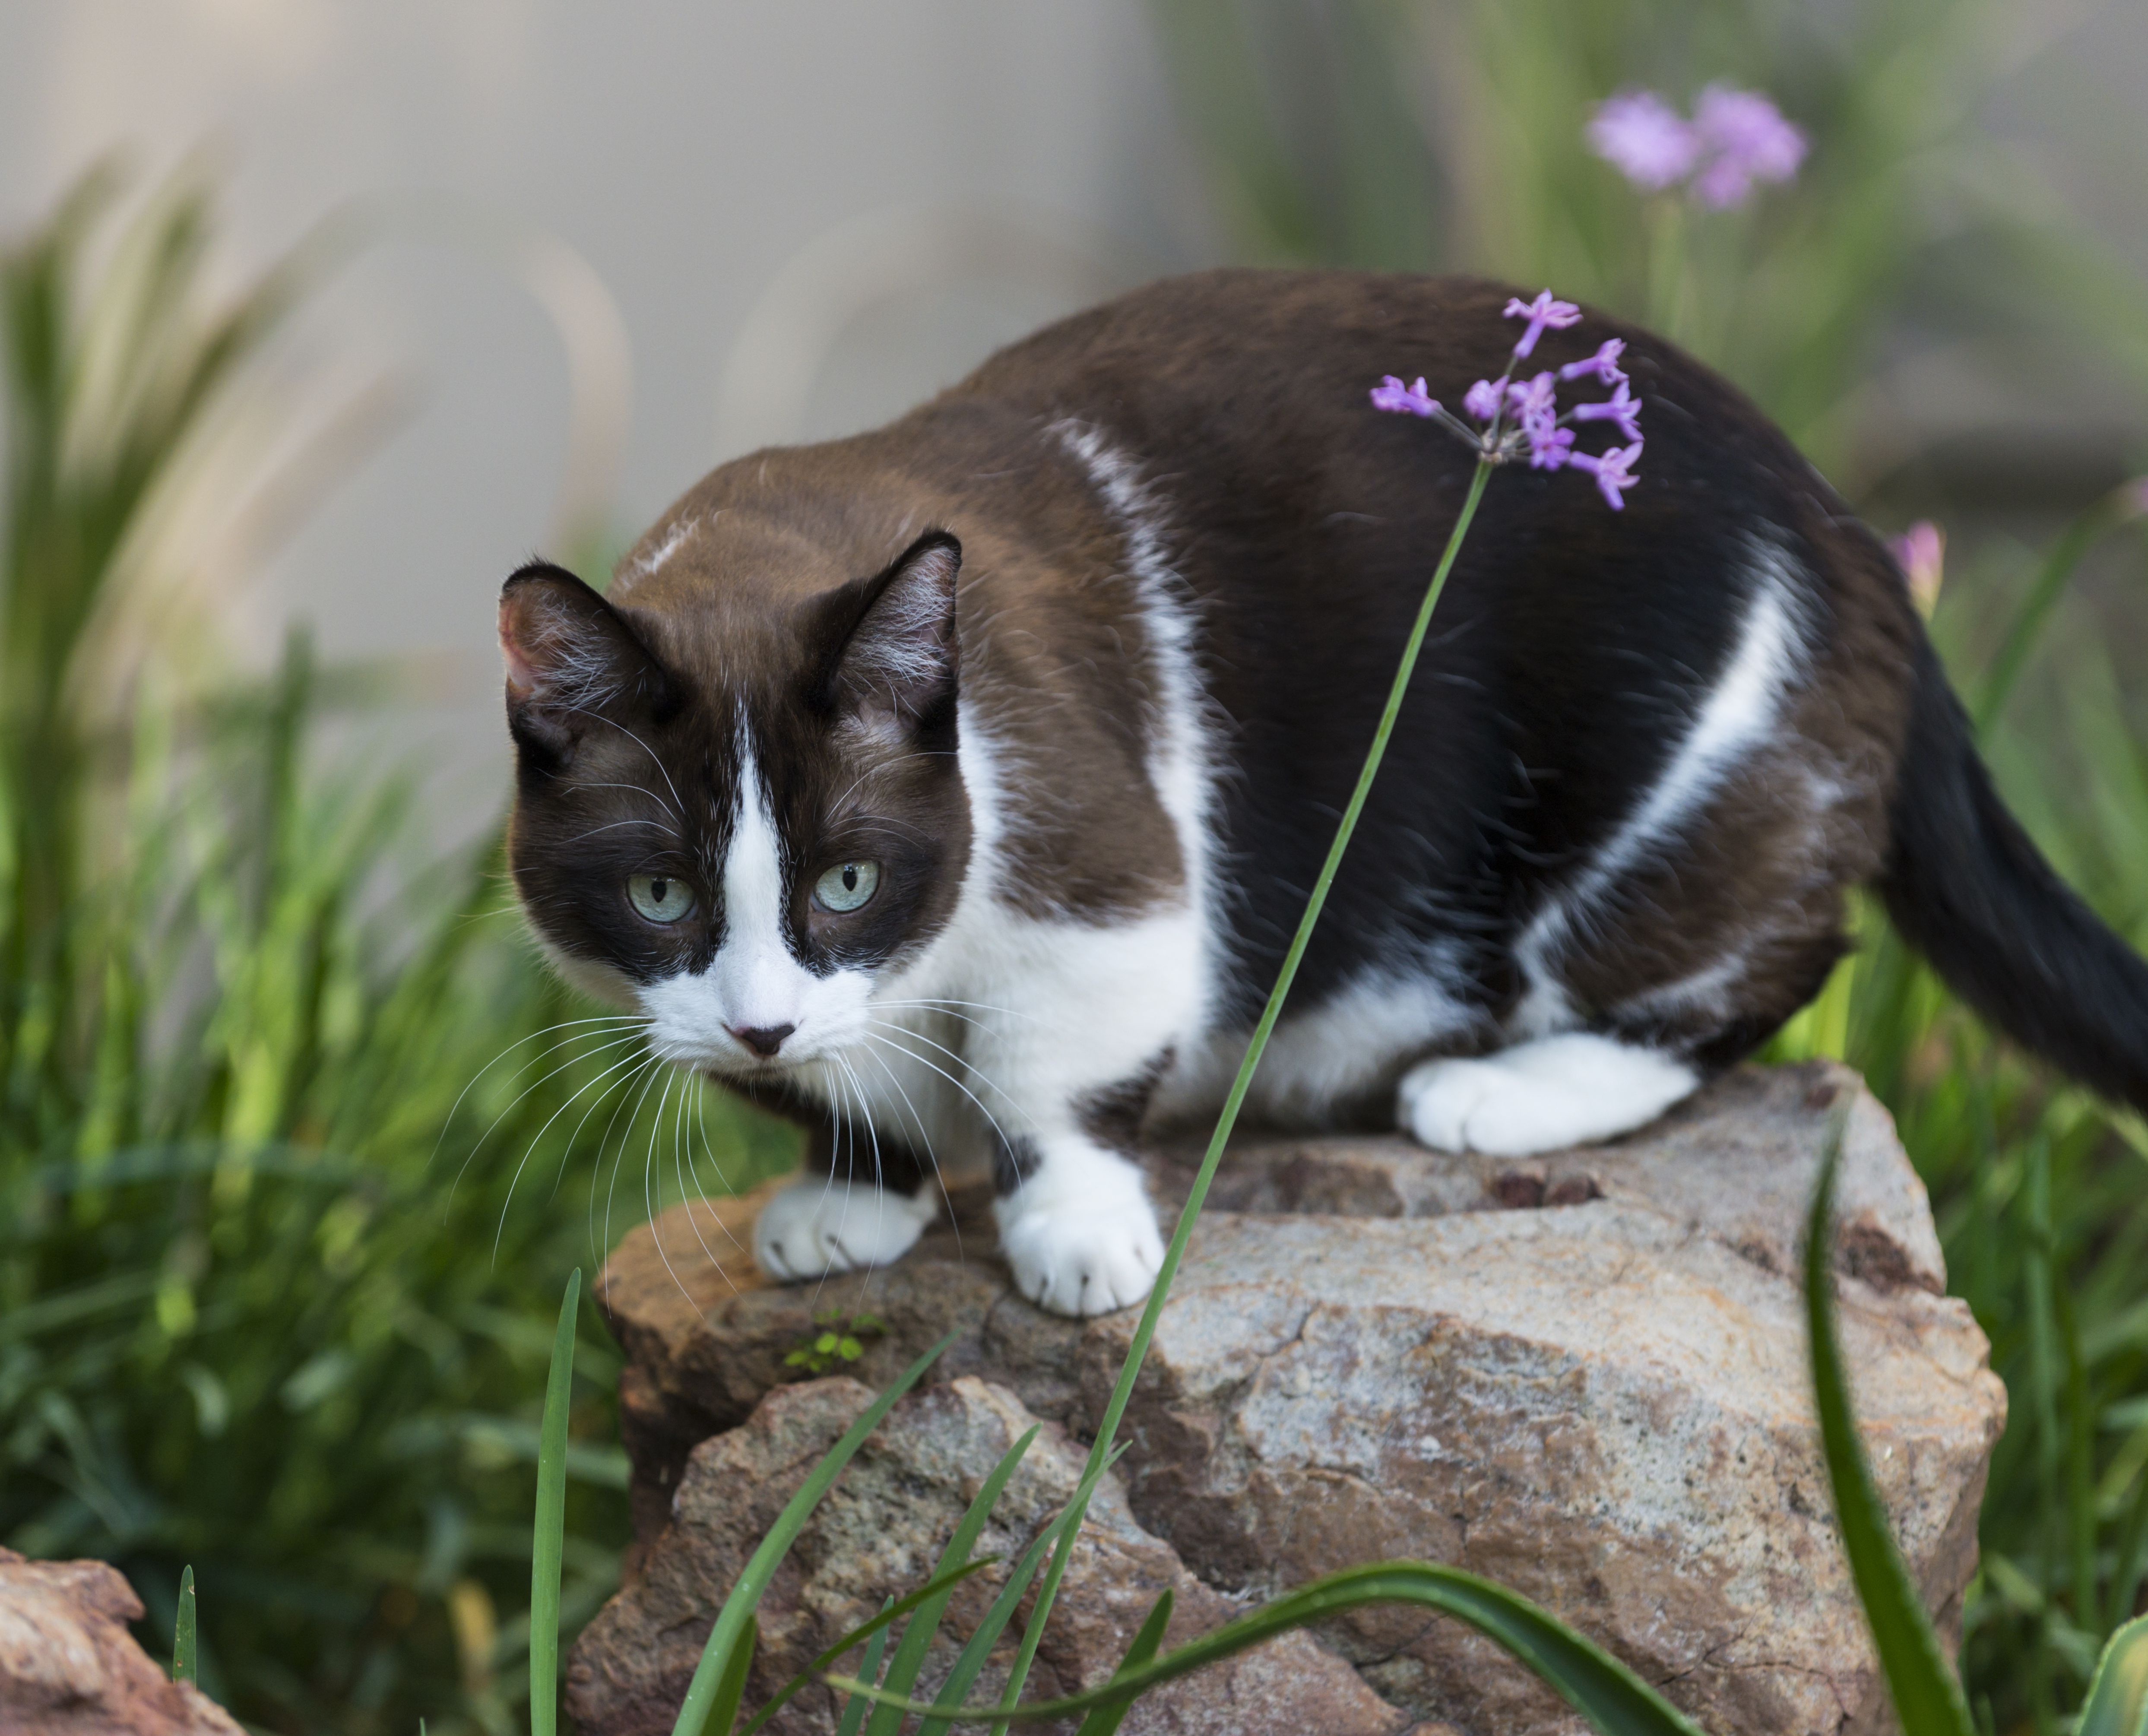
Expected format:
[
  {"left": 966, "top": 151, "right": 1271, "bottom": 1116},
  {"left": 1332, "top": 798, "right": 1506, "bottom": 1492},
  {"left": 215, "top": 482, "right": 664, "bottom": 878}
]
[
  {"left": 499, "top": 563, "right": 671, "bottom": 764},
  {"left": 812, "top": 532, "right": 961, "bottom": 735}
]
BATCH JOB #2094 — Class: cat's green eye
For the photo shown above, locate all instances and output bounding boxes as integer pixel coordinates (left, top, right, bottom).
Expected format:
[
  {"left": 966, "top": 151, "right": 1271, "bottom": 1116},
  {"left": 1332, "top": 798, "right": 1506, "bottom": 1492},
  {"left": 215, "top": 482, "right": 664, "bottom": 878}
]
[
  {"left": 814, "top": 860, "right": 880, "bottom": 914},
  {"left": 627, "top": 873, "right": 695, "bottom": 924}
]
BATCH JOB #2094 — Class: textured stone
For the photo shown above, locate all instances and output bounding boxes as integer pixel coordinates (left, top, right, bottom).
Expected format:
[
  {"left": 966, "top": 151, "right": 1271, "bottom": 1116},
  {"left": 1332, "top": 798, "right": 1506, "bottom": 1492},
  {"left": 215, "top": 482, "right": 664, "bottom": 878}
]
[
  {"left": 0, "top": 1550, "right": 243, "bottom": 1736},
  {"left": 569, "top": 1375, "right": 1404, "bottom": 1736},
  {"left": 577, "top": 1062, "right": 2005, "bottom": 1735}
]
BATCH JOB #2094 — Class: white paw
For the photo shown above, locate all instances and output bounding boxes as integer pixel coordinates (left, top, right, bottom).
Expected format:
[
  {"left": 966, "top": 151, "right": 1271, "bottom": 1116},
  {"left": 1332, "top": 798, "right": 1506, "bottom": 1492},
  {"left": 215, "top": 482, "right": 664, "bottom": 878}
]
[
  {"left": 999, "top": 1200, "right": 1164, "bottom": 1317},
  {"left": 1398, "top": 1034, "right": 1697, "bottom": 1156},
  {"left": 753, "top": 1178, "right": 936, "bottom": 1282}
]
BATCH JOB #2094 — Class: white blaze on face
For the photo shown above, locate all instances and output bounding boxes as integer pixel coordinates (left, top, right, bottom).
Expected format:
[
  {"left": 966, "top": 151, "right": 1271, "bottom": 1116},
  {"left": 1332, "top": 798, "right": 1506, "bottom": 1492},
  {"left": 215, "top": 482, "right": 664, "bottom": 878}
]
[
  {"left": 638, "top": 717, "right": 871, "bottom": 1070},
  {"left": 710, "top": 728, "right": 805, "bottom": 1033}
]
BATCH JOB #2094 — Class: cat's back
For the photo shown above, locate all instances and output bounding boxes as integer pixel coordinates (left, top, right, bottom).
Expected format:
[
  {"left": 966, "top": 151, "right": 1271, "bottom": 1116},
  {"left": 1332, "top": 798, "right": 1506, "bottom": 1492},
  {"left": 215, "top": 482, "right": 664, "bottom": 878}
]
[{"left": 938, "top": 267, "right": 1790, "bottom": 493}]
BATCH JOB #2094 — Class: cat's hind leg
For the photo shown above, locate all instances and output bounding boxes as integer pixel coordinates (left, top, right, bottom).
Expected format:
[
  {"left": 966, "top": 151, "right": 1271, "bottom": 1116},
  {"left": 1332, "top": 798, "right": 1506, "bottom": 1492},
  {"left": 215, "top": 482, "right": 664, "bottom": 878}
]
[{"left": 1397, "top": 1032, "right": 1697, "bottom": 1156}]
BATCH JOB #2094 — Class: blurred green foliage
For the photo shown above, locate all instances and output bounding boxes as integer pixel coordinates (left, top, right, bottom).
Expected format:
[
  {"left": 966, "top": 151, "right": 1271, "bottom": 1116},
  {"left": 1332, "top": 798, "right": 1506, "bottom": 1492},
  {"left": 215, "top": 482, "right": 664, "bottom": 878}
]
[
  {"left": 1157, "top": 2, "right": 2148, "bottom": 1728},
  {"left": 0, "top": 169, "right": 796, "bottom": 1733},
  {"left": 1152, "top": 0, "right": 2148, "bottom": 482}
]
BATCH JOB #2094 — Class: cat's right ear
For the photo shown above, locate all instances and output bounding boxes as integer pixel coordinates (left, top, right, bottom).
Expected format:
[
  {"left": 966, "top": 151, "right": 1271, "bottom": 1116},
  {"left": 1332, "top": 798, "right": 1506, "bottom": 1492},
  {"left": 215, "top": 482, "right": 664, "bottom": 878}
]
[{"left": 498, "top": 563, "right": 670, "bottom": 766}]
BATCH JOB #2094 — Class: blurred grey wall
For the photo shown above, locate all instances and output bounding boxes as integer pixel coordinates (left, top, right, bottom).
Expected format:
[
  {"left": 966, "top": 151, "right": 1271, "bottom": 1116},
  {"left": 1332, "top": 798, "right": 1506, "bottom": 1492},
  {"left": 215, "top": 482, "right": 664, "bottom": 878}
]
[{"left": 0, "top": 1, "right": 1212, "bottom": 841}]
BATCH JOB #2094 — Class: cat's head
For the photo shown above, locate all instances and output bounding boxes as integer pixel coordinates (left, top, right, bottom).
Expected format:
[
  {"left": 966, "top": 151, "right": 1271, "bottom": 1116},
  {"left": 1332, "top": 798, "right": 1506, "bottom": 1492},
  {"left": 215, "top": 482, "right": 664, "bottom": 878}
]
[{"left": 497, "top": 528, "right": 972, "bottom": 1078}]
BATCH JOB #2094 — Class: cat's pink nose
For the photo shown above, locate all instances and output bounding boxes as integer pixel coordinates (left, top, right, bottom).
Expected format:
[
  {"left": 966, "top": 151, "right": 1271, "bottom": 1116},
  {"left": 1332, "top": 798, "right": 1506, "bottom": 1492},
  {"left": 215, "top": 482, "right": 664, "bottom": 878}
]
[{"left": 730, "top": 1023, "right": 795, "bottom": 1059}]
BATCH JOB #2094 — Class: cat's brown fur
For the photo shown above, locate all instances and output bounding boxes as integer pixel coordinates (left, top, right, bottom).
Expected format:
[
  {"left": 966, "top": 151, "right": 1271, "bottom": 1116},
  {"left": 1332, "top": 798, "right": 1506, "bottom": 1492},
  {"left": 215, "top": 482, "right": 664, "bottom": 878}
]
[{"left": 498, "top": 269, "right": 2148, "bottom": 1316}]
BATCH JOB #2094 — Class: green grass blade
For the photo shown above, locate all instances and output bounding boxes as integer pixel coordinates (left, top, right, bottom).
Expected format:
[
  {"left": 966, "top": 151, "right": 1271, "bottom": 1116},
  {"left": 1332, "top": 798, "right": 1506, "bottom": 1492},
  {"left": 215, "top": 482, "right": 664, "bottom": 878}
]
[
  {"left": 1805, "top": 1109, "right": 1975, "bottom": 1736},
  {"left": 860, "top": 1425, "right": 1040, "bottom": 1736},
  {"left": 1072, "top": 1589, "right": 1172, "bottom": 1736},
  {"left": 995, "top": 457, "right": 1497, "bottom": 1723},
  {"left": 172, "top": 1565, "right": 196, "bottom": 1685},
  {"left": 918, "top": 1446, "right": 1130, "bottom": 1734},
  {"left": 683, "top": 1614, "right": 754, "bottom": 1736},
  {"left": 2078, "top": 1614, "right": 2148, "bottom": 1736},
  {"left": 736, "top": 1561, "right": 999, "bottom": 1736},
  {"left": 1975, "top": 501, "right": 2113, "bottom": 736},
  {"left": 2056, "top": 1275, "right": 2097, "bottom": 1635},
  {"left": 2112, "top": 1470, "right": 2148, "bottom": 1648},
  {"left": 828, "top": 1559, "right": 1703, "bottom": 1733},
  {"left": 834, "top": 1607, "right": 894, "bottom": 1736},
  {"left": 529, "top": 1268, "right": 581, "bottom": 1736},
  {"left": 667, "top": 1331, "right": 959, "bottom": 1736}
]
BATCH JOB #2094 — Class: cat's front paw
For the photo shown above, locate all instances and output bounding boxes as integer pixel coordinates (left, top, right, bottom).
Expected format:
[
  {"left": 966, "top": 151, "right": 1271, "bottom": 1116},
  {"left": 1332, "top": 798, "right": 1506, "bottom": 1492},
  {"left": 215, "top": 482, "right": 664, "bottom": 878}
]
[
  {"left": 1000, "top": 1201, "right": 1164, "bottom": 1317},
  {"left": 753, "top": 1178, "right": 936, "bottom": 1282}
]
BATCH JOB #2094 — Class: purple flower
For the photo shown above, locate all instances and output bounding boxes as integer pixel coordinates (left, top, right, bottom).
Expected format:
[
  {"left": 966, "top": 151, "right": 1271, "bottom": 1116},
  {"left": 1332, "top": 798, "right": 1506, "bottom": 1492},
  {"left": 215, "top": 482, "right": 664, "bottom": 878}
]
[
  {"left": 1690, "top": 85, "right": 1807, "bottom": 209},
  {"left": 2120, "top": 477, "right": 2148, "bottom": 521},
  {"left": 1559, "top": 339, "right": 1627, "bottom": 386},
  {"left": 1569, "top": 441, "right": 1644, "bottom": 510},
  {"left": 1587, "top": 91, "right": 1700, "bottom": 192},
  {"left": 1462, "top": 378, "right": 1505, "bottom": 422},
  {"left": 1526, "top": 424, "right": 1576, "bottom": 471},
  {"left": 1371, "top": 375, "right": 1439, "bottom": 417},
  {"left": 1890, "top": 520, "right": 1945, "bottom": 618},
  {"left": 1505, "top": 371, "right": 1558, "bottom": 424},
  {"left": 1504, "top": 290, "right": 1583, "bottom": 358},
  {"left": 1570, "top": 379, "right": 1644, "bottom": 443},
  {"left": 1371, "top": 287, "right": 1639, "bottom": 507}
]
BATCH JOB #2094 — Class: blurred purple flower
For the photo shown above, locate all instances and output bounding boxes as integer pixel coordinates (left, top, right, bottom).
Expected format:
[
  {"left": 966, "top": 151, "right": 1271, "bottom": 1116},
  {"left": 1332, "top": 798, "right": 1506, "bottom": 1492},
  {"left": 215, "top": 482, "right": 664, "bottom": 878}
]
[
  {"left": 2121, "top": 477, "right": 2148, "bottom": 520},
  {"left": 1571, "top": 380, "right": 1644, "bottom": 444},
  {"left": 1527, "top": 424, "right": 1576, "bottom": 471},
  {"left": 1463, "top": 378, "right": 1505, "bottom": 422},
  {"left": 1505, "top": 291, "right": 1583, "bottom": 358},
  {"left": 1890, "top": 520, "right": 1945, "bottom": 618},
  {"left": 1590, "top": 85, "right": 1806, "bottom": 208},
  {"left": 1505, "top": 371, "right": 1559, "bottom": 424},
  {"left": 1569, "top": 441, "right": 1644, "bottom": 510},
  {"left": 1588, "top": 91, "right": 1700, "bottom": 191},
  {"left": 1371, "top": 375, "right": 1440, "bottom": 417},
  {"left": 1559, "top": 339, "right": 1628, "bottom": 386},
  {"left": 1690, "top": 85, "right": 1807, "bottom": 209}
]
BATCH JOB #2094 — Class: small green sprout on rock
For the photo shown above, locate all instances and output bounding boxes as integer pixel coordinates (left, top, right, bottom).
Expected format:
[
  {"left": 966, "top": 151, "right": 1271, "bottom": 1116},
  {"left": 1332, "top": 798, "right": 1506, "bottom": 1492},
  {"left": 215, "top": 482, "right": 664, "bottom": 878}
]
[{"left": 784, "top": 1310, "right": 887, "bottom": 1376}]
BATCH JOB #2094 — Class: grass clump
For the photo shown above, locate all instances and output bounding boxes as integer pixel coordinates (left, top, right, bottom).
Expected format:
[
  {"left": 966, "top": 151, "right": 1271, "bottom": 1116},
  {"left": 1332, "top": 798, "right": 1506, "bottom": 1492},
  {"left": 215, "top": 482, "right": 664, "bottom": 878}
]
[{"left": 0, "top": 168, "right": 794, "bottom": 1734}]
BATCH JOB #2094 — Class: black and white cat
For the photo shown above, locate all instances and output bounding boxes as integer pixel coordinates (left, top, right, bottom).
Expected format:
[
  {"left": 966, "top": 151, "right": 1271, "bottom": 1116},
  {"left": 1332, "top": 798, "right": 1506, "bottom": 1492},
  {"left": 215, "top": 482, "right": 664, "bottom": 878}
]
[{"left": 498, "top": 270, "right": 2148, "bottom": 1318}]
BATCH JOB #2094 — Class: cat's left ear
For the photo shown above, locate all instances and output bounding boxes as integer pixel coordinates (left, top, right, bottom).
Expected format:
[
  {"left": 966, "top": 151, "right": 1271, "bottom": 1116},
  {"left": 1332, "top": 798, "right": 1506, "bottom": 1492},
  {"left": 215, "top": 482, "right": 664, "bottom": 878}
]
[{"left": 810, "top": 531, "right": 961, "bottom": 734}]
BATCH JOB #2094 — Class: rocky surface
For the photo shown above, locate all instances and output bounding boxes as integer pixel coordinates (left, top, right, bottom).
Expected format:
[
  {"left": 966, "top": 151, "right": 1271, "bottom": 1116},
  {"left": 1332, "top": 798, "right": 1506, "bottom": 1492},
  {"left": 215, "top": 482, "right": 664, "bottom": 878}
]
[
  {"left": 573, "top": 1062, "right": 2006, "bottom": 1736},
  {"left": 570, "top": 1375, "right": 1406, "bottom": 1735},
  {"left": 0, "top": 1550, "right": 243, "bottom": 1736}
]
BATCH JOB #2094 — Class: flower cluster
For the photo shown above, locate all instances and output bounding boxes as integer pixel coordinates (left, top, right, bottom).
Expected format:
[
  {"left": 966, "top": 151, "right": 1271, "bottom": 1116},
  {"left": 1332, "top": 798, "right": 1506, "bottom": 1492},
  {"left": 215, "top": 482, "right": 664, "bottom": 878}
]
[
  {"left": 1589, "top": 84, "right": 1807, "bottom": 209},
  {"left": 1370, "top": 291, "right": 1644, "bottom": 509}
]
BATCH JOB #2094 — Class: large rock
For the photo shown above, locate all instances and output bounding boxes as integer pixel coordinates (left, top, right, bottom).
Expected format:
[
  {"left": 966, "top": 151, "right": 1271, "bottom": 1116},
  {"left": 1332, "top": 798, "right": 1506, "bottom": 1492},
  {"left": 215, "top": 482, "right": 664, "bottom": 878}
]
[
  {"left": 0, "top": 1550, "right": 243, "bottom": 1736},
  {"left": 570, "top": 1375, "right": 1407, "bottom": 1735},
  {"left": 573, "top": 1062, "right": 2005, "bottom": 1736}
]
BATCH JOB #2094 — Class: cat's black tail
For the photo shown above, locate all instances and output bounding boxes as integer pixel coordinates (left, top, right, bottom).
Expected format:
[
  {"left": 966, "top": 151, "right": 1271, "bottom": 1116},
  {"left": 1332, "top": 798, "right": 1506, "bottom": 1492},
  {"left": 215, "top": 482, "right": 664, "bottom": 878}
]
[{"left": 1880, "top": 639, "right": 2148, "bottom": 1109}]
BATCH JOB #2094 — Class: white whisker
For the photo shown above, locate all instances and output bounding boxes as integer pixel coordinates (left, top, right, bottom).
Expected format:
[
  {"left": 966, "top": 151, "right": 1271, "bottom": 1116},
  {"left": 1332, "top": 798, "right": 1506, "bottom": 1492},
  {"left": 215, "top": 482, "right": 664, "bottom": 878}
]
[
  {"left": 431, "top": 1013, "right": 651, "bottom": 1175},
  {"left": 853, "top": 1042, "right": 964, "bottom": 1265},
  {"left": 864, "top": 1018, "right": 1021, "bottom": 1113},
  {"left": 561, "top": 706, "right": 689, "bottom": 824},
  {"left": 594, "top": 1049, "right": 671, "bottom": 1288},
  {"left": 448, "top": 1025, "right": 651, "bottom": 1209},
  {"left": 493, "top": 1039, "right": 666, "bottom": 1264}
]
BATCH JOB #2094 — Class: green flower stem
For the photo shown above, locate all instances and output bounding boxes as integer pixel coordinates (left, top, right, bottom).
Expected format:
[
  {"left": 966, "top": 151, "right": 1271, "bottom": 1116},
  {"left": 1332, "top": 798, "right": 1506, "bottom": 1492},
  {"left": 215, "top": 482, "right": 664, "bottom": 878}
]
[{"left": 995, "top": 455, "right": 1496, "bottom": 1725}]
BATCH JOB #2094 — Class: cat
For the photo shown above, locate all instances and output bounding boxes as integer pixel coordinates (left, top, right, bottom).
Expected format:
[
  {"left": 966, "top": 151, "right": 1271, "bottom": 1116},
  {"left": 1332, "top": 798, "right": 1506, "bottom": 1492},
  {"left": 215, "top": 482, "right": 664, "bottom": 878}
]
[{"left": 498, "top": 269, "right": 2148, "bottom": 1318}]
